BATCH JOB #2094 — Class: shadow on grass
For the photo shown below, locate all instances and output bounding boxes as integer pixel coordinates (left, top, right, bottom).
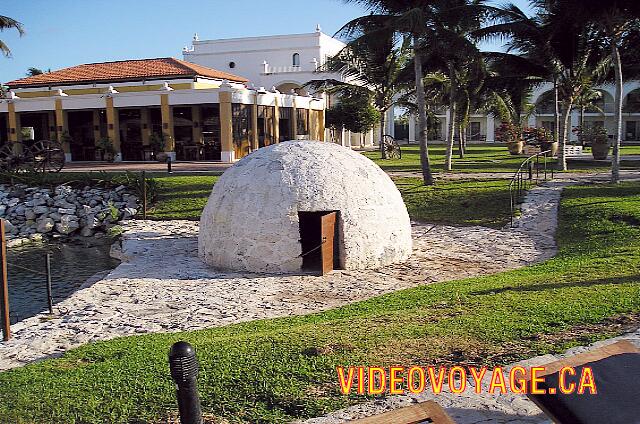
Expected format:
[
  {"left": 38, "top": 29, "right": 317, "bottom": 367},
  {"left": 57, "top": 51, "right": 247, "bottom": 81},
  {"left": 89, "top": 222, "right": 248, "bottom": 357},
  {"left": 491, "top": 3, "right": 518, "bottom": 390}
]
[{"left": 471, "top": 275, "right": 640, "bottom": 295}]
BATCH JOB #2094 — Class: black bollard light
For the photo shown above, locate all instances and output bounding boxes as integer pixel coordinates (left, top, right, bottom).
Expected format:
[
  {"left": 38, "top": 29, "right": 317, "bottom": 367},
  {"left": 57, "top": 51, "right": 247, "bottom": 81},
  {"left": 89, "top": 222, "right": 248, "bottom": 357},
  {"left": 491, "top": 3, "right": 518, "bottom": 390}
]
[
  {"left": 168, "top": 341, "right": 203, "bottom": 424},
  {"left": 167, "top": 156, "right": 173, "bottom": 174}
]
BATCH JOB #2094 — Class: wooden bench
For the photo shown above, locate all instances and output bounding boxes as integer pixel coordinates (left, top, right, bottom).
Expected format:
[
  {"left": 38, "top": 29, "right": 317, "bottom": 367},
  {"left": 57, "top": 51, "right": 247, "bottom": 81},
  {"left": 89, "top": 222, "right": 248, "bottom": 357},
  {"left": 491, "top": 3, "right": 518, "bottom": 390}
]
[{"left": 350, "top": 400, "right": 456, "bottom": 424}]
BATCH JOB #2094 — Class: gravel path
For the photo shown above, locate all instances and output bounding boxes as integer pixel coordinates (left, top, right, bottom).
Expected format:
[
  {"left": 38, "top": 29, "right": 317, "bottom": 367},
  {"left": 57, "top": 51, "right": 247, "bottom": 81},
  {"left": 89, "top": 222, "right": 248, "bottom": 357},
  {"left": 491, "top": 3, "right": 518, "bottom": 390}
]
[{"left": 0, "top": 183, "right": 562, "bottom": 371}]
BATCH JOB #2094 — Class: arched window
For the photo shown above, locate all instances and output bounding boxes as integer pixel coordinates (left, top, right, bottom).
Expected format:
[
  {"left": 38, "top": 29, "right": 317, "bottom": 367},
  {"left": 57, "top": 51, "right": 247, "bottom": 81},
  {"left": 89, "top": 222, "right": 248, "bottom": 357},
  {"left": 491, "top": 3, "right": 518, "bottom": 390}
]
[{"left": 292, "top": 53, "right": 300, "bottom": 67}]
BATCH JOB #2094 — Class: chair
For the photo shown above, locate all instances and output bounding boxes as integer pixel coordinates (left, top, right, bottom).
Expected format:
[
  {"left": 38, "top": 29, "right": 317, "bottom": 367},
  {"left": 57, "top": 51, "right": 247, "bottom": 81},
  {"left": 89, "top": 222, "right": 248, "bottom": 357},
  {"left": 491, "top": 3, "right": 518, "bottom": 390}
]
[
  {"left": 350, "top": 400, "right": 456, "bottom": 424},
  {"left": 526, "top": 340, "right": 640, "bottom": 424}
]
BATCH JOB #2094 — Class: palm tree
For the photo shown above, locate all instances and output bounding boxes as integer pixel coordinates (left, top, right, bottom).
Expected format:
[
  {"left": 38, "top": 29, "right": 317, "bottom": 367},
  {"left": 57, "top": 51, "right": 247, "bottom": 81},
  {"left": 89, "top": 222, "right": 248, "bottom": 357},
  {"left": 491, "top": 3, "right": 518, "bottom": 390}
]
[
  {"left": 26, "top": 67, "right": 44, "bottom": 76},
  {"left": 0, "top": 15, "right": 24, "bottom": 57},
  {"left": 574, "top": 88, "right": 604, "bottom": 145},
  {"left": 566, "top": 0, "right": 640, "bottom": 182},
  {"left": 339, "top": 0, "right": 443, "bottom": 185},
  {"left": 480, "top": 2, "right": 608, "bottom": 171},
  {"left": 309, "top": 19, "right": 411, "bottom": 159},
  {"left": 340, "top": 0, "right": 494, "bottom": 183}
]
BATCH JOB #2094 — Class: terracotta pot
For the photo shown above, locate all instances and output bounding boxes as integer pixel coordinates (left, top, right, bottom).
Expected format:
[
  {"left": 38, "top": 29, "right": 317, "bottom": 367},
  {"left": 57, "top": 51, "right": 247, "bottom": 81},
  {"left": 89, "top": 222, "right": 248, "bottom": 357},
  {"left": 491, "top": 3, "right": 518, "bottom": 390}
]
[
  {"left": 541, "top": 141, "right": 559, "bottom": 157},
  {"left": 507, "top": 140, "right": 524, "bottom": 155},
  {"left": 591, "top": 141, "right": 610, "bottom": 160}
]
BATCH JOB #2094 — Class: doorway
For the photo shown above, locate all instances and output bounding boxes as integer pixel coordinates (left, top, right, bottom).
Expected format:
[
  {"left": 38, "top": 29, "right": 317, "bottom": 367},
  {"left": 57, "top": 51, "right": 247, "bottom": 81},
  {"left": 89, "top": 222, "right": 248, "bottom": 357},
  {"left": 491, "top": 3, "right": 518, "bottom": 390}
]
[{"left": 298, "top": 211, "right": 339, "bottom": 275}]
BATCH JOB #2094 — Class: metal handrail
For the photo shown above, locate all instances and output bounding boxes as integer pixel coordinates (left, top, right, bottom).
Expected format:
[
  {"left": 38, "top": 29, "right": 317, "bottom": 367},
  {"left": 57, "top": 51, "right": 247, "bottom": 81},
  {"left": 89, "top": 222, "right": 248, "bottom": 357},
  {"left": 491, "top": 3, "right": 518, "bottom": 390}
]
[{"left": 509, "top": 149, "right": 554, "bottom": 227}]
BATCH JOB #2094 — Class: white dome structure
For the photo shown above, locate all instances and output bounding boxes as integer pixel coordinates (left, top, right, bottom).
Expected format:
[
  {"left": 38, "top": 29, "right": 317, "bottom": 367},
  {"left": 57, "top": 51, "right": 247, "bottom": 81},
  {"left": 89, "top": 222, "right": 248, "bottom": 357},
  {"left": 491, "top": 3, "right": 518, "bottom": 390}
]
[{"left": 198, "top": 141, "right": 412, "bottom": 273}]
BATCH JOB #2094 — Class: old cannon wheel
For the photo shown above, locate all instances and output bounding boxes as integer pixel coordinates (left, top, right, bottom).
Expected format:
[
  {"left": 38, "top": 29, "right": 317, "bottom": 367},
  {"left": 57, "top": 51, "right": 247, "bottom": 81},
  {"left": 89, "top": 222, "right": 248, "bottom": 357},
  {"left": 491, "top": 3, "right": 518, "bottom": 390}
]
[
  {"left": 382, "top": 134, "right": 401, "bottom": 159},
  {"left": 28, "top": 140, "right": 66, "bottom": 173},
  {"left": 0, "top": 142, "right": 35, "bottom": 172}
]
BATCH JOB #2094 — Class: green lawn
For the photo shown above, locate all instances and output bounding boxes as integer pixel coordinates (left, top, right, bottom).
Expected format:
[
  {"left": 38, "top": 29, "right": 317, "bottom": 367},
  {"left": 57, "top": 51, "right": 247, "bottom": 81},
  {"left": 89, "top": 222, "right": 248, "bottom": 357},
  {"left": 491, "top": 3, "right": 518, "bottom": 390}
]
[
  {"left": 397, "top": 178, "right": 514, "bottom": 227},
  {"left": 363, "top": 144, "right": 640, "bottom": 173},
  {"left": 148, "top": 176, "right": 514, "bottom": 227},
  {"left": 147, "top": 175, "right": 219, "bottom": 220},
  {"left": 1, "top": 182, "right": 639, "bottom": 423}
]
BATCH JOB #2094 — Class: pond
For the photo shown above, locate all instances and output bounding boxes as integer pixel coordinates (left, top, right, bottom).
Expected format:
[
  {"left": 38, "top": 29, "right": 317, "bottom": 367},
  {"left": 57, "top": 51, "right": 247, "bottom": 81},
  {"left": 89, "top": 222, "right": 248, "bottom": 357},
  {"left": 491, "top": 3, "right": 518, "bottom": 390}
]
[{"left": 5, "top": 239, "right": 120, "bottom": 323}]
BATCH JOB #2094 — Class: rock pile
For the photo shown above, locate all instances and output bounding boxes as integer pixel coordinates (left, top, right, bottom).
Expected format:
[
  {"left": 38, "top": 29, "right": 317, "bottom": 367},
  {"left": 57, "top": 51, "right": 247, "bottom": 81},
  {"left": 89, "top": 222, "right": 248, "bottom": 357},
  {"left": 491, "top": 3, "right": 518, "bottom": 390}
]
[{"left": 0, "top": 184, "right": 138, "bottom": 244}]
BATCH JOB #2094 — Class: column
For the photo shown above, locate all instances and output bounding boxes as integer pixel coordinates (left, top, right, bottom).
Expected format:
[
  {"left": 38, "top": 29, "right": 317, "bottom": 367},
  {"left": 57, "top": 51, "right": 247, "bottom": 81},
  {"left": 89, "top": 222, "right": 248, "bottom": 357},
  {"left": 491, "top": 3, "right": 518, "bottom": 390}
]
[
  {"left": 141, "top": 108, "right": 152, "bottom": 146},
  {"left": 219, "top": 90, "right": 234, "bottom": 162},
  {"left": 528, "top": 114, "right": 536, "bottom": 128},
  {"left": 570, "top": 109, "right": 580, "bottom": 142},
  {"left": 273, "top": 96, "right": 280, "bottom": 143},
  {"left": 486, "top": 114, "right": 495, "bottom": 142},
  {"left": 408, "top": 115, "right": 416, "bottom": 143},
  {"left": 7, "top": 102, "right": 18, "bottom": 143},
  {"left": 251, "top": 98, "right": 259, "bottom": 151},
  {"left": 386, "top": 108, "right": 395, "bottom": 138},
  {"left": 48, "top": 111, "right": 57, "bottom": 140},
  {"left": 160, "top": 94, "right": 174, "bottom": 160},
  {"left": 309, "top": 107, "right": 316, "bottom": 141},
  {"left": 318, "top": 108, "right": 325, "bottom": 141},
  {"left": 291, "top": 97, "right": 298, "bottom": 139},
  {"left": 92, "top": 110, "right": 102, "bottom": 144},
  {"left": 54, "top": 99, "right": 71, "bottom": 160},
  {"left": 105, "top": 97, "right": 121, "bottom": 161}
]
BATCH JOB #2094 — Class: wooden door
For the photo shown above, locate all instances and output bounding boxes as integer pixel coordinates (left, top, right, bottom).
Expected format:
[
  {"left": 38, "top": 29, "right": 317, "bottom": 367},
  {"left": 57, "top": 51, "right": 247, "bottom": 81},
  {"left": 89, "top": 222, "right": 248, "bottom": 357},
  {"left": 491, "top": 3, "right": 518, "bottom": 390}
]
[{"left": 320, "top": 212, "right": 337, "bottom": 275}]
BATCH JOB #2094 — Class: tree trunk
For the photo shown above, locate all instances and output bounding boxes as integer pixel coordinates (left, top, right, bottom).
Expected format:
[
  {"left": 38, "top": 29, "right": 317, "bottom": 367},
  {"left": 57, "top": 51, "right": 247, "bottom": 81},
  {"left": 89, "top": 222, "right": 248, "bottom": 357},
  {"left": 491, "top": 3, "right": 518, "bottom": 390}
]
[
  {"left": 445, "top": 67, "right": 456, "bottom": 171},
  {"left": 413, "top": 42, "right": 434, "bottom": 185},
  {"left": 458, "top": 123, "right": 464, "bottom": 158},
  {"left": 558, "top": 101, "right": 573, "bottom": 171},
  {"left": 580, "top": 106, "right": 585, "bottom": 147},
  {"left": 553, "top": 78, "right": 560, "bottom": 144},
  {"left": 612, "top": 41, "right": 623, "bottom": 183},
  {"left": 445, "top": 103, "right": 456, "bottom": 171},
  {"left": 380, "top": 112, "right": 387, "bottom": 159}
]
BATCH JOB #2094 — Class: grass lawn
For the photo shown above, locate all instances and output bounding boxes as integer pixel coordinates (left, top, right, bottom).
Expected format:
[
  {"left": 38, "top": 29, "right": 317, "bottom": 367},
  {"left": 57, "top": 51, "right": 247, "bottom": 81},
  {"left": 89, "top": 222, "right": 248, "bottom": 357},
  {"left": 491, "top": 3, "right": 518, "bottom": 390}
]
[
  {"left": 148, "top": 176, "right": 514, "bottom": 227},
  {"left": 396, "top": 178, "right": 514, "bottom": 227},
  {"left": 1, "top": 182, "right": 639, "bottom": 423},
  {"left": 363, "top": 144, "right": 640, "bottom": 173},
  {"left": 147, "top": 175, "right": 219, "bottom": 220}
]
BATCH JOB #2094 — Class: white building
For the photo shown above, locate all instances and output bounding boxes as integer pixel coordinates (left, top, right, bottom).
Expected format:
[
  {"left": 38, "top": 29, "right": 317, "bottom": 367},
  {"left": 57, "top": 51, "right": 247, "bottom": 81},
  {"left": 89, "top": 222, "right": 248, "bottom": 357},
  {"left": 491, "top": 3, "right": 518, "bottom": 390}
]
[
  {"left": 182, "top": 27, "right": 380, "bottom": 148},
  {"left": 406, "top": 81, "right": 640, "bottom": 144}
]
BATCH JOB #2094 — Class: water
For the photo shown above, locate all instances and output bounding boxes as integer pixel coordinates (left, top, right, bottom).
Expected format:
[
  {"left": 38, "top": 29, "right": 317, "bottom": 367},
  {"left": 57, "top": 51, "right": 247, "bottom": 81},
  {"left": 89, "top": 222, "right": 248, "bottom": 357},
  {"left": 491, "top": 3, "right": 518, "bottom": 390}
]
[{"left": 5, "top": 240, "right": 120, "bottom": 323}]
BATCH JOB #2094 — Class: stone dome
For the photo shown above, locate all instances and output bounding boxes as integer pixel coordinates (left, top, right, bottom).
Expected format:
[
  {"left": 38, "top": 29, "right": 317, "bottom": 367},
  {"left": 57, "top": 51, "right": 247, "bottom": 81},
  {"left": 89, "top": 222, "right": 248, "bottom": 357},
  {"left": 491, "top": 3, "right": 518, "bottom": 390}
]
[{"left": 198, "top": 140, "right": 412, "bottom": 273}]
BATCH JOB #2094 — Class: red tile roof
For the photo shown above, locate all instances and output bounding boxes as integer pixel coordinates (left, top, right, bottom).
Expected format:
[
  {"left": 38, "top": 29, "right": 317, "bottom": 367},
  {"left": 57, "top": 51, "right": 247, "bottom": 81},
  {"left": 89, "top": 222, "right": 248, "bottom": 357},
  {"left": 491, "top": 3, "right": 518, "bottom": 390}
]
[{"left": 6, "top": 57, "right": 248, "bottom": 88}]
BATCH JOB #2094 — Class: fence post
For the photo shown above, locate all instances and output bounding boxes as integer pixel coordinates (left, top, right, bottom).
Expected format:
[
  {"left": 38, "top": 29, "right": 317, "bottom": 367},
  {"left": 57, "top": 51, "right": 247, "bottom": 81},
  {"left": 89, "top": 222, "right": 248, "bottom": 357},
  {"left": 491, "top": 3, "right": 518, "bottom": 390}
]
[
  {"left": 0, "top": 220, "right": 11, "bottom": 341},
  {"left": 141, "top": 170, "right": 147, "bottom": 220},
  {"left": 45, "top": 253, "right": 53, "bottom": 314},
  {"left": 169, "top": 341, "right": 203, "bottom": 424}
]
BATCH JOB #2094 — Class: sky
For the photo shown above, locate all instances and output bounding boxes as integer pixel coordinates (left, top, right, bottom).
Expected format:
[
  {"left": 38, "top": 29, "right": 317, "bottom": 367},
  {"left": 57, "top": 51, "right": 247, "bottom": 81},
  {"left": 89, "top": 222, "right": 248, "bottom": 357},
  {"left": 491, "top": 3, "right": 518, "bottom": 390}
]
[{"left": 0, "top": 0, "right": 533, "bottom": 83}]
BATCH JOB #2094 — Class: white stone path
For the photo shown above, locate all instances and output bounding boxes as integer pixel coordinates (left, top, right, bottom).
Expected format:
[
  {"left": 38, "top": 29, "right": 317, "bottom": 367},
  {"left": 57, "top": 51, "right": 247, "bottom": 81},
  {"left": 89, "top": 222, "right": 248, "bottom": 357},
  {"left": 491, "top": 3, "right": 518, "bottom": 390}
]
[{"left": 0, "top": 183, "right": 562, "bottom": 372}]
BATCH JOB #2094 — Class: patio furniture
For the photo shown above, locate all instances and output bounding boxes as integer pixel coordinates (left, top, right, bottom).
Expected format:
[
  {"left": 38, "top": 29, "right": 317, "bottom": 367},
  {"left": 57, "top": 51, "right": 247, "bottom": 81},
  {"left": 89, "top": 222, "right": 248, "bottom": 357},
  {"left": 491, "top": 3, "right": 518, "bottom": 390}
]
[
  {"left": 351, "top": 401, "right": 455, "bottom": 424},
  {"left": 527, "top": 340, "right": 640, "bottom": 424}
]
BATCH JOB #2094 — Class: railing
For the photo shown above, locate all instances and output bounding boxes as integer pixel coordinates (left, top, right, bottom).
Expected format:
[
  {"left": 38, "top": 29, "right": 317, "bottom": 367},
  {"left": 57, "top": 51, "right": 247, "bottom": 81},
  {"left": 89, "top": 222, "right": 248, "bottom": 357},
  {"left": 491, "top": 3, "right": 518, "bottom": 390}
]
[
  {"left": 509, "top": 150, "right": 554, "bottom": 227},
  {"left": 262, "top": 65, "right": 306, "bottom": 74}
]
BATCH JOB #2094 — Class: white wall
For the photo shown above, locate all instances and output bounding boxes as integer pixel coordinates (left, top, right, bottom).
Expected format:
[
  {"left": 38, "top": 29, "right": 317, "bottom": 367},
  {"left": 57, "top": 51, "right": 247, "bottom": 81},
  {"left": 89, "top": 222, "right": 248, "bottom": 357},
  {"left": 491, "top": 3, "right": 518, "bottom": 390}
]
[{"left": 183, "top": 30, "right": 346, "bottom": 92}]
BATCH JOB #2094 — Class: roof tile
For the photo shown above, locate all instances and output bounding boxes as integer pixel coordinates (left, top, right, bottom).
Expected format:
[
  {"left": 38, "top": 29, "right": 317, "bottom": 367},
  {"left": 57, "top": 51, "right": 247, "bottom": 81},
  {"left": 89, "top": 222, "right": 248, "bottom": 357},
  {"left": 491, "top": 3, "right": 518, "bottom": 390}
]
[{"left": 6, "top": 57, "right": 248, "bottom": 88}]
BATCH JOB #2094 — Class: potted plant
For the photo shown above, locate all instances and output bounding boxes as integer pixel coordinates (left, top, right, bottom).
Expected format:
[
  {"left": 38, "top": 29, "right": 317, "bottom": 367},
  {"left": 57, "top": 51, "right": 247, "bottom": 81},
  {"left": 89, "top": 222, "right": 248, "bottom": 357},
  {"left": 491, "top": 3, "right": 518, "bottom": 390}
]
[
  {"left": 583, "top": 126, "right": 610, "bottom": 160},
  {"left": 496, "top": 122, "right": 523, "bottom": 155},
  {"left": 523, "top": 126, "right": 556, "bottom": 155},
  {"left": 96, "top": 137, "right": 116, "bottom": 162},
  {"left": 149, "top": 132, "right": 168, "bottom": 162}
]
